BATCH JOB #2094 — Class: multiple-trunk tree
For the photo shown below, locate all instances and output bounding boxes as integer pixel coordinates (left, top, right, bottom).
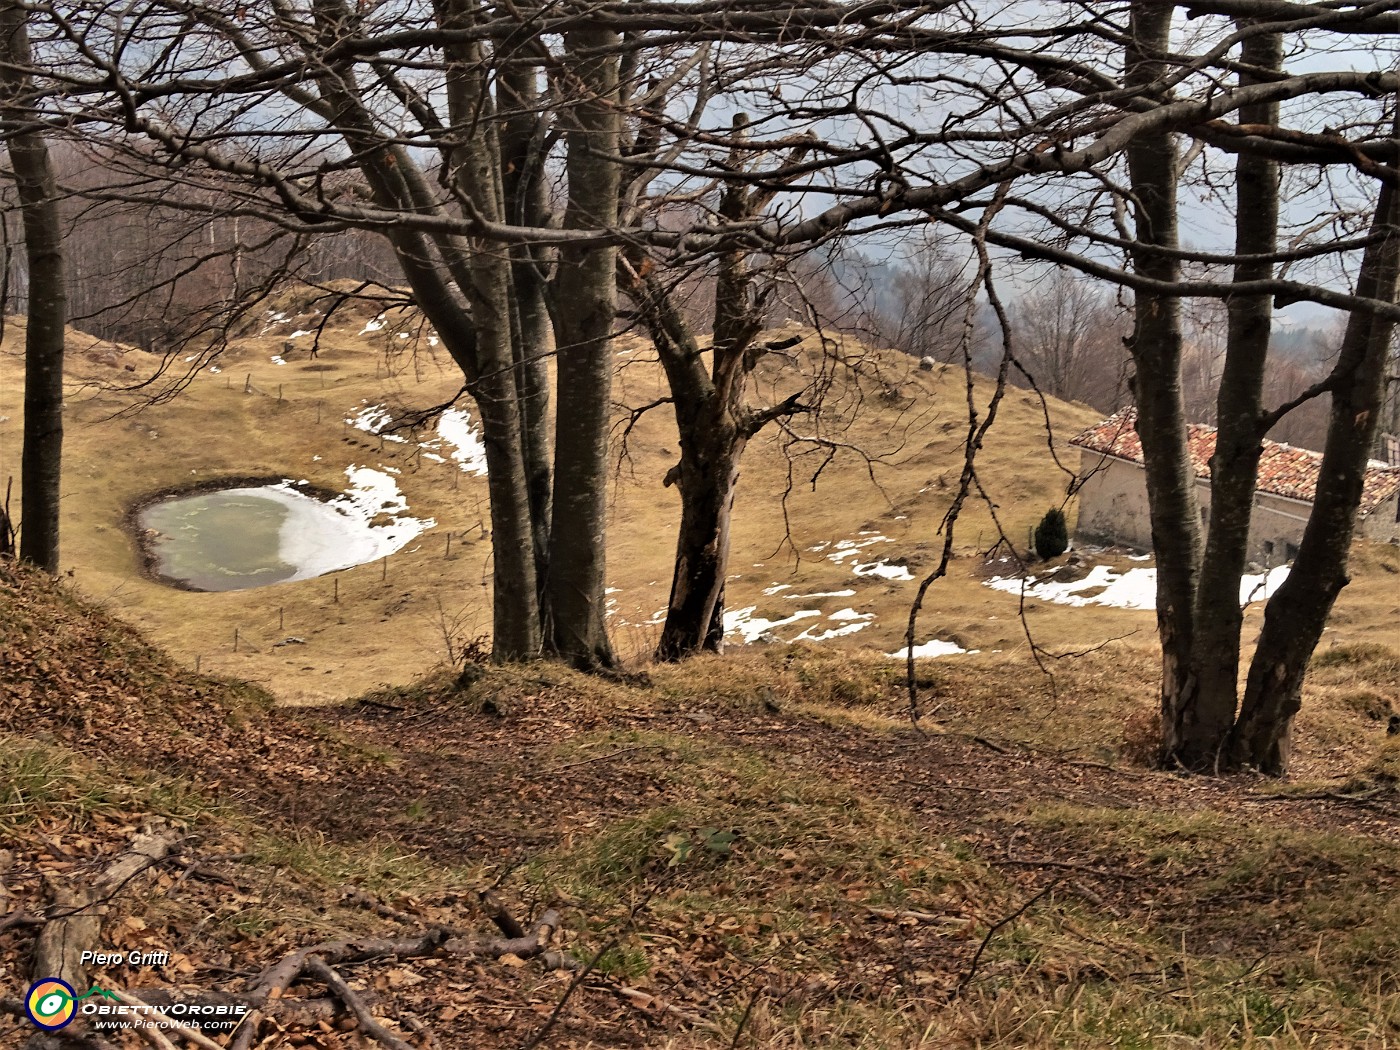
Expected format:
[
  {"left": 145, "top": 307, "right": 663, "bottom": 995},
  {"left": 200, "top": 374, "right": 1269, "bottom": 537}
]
[
  {"left": 9, "top": 0, "right": 1400, "bottom": 768},
  {"left": 150, "top": 0, "right": 622, "bottom": 666},
  {"left": 1122, "top": 5, "right": 1398, "bottom": 773}
]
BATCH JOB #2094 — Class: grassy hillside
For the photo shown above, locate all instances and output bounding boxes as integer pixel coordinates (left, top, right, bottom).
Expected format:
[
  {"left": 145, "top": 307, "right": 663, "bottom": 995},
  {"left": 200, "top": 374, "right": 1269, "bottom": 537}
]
[
  {"left": 4, "top": 559, "right": 1400, "bottom": 1048},
  {"left": 0, "top": 288, "right": 1108, "bottom": 701}
]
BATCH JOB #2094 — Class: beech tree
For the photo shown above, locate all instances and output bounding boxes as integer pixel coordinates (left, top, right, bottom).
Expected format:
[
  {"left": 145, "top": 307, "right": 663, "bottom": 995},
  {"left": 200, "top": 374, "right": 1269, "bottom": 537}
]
[
  {"left": 1119, "top": 4, "right": 1399, "bottom": 772},
  {"left": 30, "top": 0, "right": 629, "bottom": 664},
  {"left": 0, "top": 1, "right": 65, "bottom": 575},
  {"left": 20, "top": 0, "right": 1400, "bottom": 728}
]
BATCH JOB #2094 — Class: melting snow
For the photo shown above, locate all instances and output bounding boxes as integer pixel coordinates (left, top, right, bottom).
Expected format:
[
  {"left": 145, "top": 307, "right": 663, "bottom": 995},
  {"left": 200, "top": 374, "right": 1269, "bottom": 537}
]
[
  {"left": 823, "top": 536, "right": 891, "bottom": 563},
  {"left": 345, "top": 403, "right": 486, "bottom": 475},
  {"left": 345, "top": 403, "right": 409, "bottom": 443},
  {"left": 288, "top": 329, "right": 312, "bottom": 339},
  {"left": 437, "top": 408, "right": 489, "bottom": 475},
  {"left": 854, "top": 560, "right": 914, "bottom": 581},
  {"left": 984, "top": 563, "right": 1290, "bottom": 611},
  {"left": 360, "top": 314, "right": 387, "bottom": 334},
  {"left": 266, "top": 467, "right": 434, "bottom": 580},
  {"left": 886, "top": 639, "right": 975, "bottom": 659},
  {"left": 723, "top": 606, "right": 820, "bottom": 644},
  {"left": 787, "top": 589, "right": 857, "bottom": 599},
  {"left": 726, "top": 605, "right": 878, "bottom": 645},
  {"left": 270, "top": 356, "right": 286, "bottom": 365}
]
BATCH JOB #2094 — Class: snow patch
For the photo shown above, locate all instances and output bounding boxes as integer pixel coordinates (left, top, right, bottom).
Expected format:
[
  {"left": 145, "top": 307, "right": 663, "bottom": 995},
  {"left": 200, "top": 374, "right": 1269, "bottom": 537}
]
[
  {"left": 886, "top": 639, "right": 975, "bottom": 659},
  {"left": 436, "top": 408, "right": 489, "bottom": 475},
  {"left": 854, "top": 560, "right": 914, "bottom": 581},
  {"left": 984, "top": 563, "right": 1290, "bottom": 611},
  {"left": 359, "top": 314, "right": 387, "bottom": 334},
  {"left": 723, "top": 606, "right": 820, "bottom": 644}
]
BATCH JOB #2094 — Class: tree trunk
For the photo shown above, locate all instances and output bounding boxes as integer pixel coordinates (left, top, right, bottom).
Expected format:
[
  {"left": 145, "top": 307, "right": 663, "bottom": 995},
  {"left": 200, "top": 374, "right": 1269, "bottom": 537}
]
[
  {"left": 1180, "top": 27, "right": 1283, "bottom": 766},
  {"left": 1, "top": 3, "right": 65, "bottom": 575},
  {"left": 1231, "top": 171, "right": 1400, "bottom": 774},
  {"left": 1122, "top": 2, "right": 1206, "bottom": 766},
  {"left": 656, "top": 404, "right": 743, "bottom": 660},
  {"left": 546, "top": 24, "right": 620, "bottom": 669},
  {"left": 499, "top": 59, "right": 554, "bottom": 601},
  {"left": 439, "top": 0, "right": 542, "bottom": 660}
]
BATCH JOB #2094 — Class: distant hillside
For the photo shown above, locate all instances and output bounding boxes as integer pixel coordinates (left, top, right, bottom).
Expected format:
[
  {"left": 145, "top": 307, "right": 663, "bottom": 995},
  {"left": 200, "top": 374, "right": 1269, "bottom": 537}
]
[{"left": 0, "top": 283, "right": 1100, "bottom": 700}]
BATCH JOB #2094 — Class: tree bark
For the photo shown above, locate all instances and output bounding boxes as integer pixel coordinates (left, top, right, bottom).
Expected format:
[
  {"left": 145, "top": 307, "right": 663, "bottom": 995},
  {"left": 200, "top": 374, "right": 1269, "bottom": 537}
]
[
  {"left": 1122, "top": 2, "right": 1206, "bottom": 767},
  {"left": 546, "top": 23, "right": 620, "bottom": 669},
  {"left": 1231, "top": 169, "right": 1400, "bottom": 774},
  {"left": 499, "top": 58, "right": 554, "bottom": 601},
  {"left": 657, "top": 398, "right": 743, "bottom": 660},
  {"left": 303, "top": 0, "right": 545, "bottom": 660},
  {"left": 1179, "top": 26, "right": 1283, "bottom": 767},
  {"left": 440, "top": 7, "right": 543, "bottom": 660},
  {"left": 648, "top": 116, "right": 788, "bottom": 661},
  {"left": 1, "top": 3, "right": 65, "bottom": 575}
]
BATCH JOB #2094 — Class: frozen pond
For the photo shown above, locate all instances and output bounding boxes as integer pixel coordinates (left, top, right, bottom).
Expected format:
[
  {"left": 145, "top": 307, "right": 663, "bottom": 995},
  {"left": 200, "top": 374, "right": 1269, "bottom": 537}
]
[{"left": 136, "top": 469, "right": 433, "bottom": 591}]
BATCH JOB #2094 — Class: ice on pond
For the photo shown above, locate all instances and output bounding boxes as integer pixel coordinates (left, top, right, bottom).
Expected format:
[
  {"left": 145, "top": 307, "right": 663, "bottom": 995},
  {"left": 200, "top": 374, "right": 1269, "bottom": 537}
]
[{"left": 137, "top": 467, "right": 433, "bottom": 592}]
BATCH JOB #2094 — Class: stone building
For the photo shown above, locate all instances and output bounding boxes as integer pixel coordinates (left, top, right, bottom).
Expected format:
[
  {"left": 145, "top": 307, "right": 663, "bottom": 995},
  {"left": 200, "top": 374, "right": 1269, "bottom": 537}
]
[{"left": 1071, "top": 410, "right": 1400, "bottom": 563}]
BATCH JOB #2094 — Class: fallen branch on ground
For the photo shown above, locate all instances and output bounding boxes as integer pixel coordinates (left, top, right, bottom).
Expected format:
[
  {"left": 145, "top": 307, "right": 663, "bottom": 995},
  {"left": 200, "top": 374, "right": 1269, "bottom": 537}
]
[
  {"left": 33, "top": 822, "right": 180, "bottom": 988},
  {"left": 302, "top": 958, "right": 414, "bottom": 1050},
  {"left": 230, "top": 909, "right": 564, "bottom": 1050}
]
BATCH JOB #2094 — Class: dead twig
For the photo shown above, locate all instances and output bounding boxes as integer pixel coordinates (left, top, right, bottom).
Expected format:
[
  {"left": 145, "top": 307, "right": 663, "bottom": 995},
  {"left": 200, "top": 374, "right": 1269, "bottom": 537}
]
[
  {"left": 34, "top": 823, "right": 180, "bottom": 988},
  {"left": 303, "top": 958, "right": 415, "bottom": 1050},
  {"left": 864, "top": 906, "right": 971, "bottom": 926},
  {"left": 109, "top": 989, "right": 226, "bottom": 1050},
  {"left": 994, "top": 856, "right": 1137, "bottom": 879},
  {"left": 479, "top": 891, "right": 526, "bottom": 939},
  {"left": 955, "top": 880, "right": 1062, "bottom": 997},
  {"left": 343, "top": 889, "right": 419, "bottom": 926},
  {"left": 520, "top": 936, "right": 618, "bottom": 1050}
]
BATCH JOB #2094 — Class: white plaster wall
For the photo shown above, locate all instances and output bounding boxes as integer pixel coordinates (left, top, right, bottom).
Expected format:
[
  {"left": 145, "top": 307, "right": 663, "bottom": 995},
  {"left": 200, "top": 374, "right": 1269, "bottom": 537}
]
[
  {"left": 1073, "top": 452, "right": 1154, "bottom": 549},
  {"left": 1076, "top": 451, "right": 1400, "bottom": 555}
]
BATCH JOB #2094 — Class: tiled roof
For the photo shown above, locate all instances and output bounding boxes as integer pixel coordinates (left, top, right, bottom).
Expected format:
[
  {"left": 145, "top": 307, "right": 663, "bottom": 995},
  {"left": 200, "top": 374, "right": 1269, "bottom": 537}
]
[{"left": 1071, "top": 409, "right": 1400, "bottom": 517}]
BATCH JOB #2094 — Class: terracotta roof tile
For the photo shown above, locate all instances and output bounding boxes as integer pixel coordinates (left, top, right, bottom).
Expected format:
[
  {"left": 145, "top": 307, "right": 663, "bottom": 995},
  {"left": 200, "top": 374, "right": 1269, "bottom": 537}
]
[{"left": 1070, "top": 409, "right": 1400, "bottom": 517}]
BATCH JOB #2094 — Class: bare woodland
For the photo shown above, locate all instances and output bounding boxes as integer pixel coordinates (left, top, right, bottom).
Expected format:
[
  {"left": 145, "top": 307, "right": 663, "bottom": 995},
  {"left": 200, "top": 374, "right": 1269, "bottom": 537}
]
[{"left": 3, "top": 0, "right": 1399, "bottom": 772}]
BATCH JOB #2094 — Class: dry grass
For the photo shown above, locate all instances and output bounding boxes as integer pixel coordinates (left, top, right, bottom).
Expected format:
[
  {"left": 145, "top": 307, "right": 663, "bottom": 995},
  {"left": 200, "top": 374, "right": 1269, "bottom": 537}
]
[
  {"left": 5, "top": 549, "right": 1400, "bottom": 1048},
  {"left": 5, "top": 291, "right": 1400, "bottom": 1048},
  {"left": 0, "top": 286, "right": 1105, "bottom": 703}
]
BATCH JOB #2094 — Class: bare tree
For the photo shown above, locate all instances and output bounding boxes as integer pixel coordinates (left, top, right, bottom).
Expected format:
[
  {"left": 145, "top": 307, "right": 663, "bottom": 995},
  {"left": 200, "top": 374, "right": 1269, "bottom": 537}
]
[
  {"left": 1015, "top": 269, "right": 1129, "bottom": 408},
  {"left": 877, "top": 231, "right": 970, "bottom": 364},
  {"left": 1, "top": 1, "right": 65, "bottom": 574}
]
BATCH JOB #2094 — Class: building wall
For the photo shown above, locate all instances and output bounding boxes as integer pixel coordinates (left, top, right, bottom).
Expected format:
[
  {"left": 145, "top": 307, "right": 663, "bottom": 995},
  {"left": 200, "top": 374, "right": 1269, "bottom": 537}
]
[
  {"left": 1075, "top": 450, "right": 1326, "bottom": 562},
  {"left": 1073, "top": 452, "right": 1155, "bottom": 550},
  {"left": 1361, "top": 495, "right": 1400, "bottom": 544},
  {"left": 1245, "top": 491, "right": 1311, "bottom": 566},
  {"left": 1075, "top": 450, "right": 1400, "bottom": 556}
]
